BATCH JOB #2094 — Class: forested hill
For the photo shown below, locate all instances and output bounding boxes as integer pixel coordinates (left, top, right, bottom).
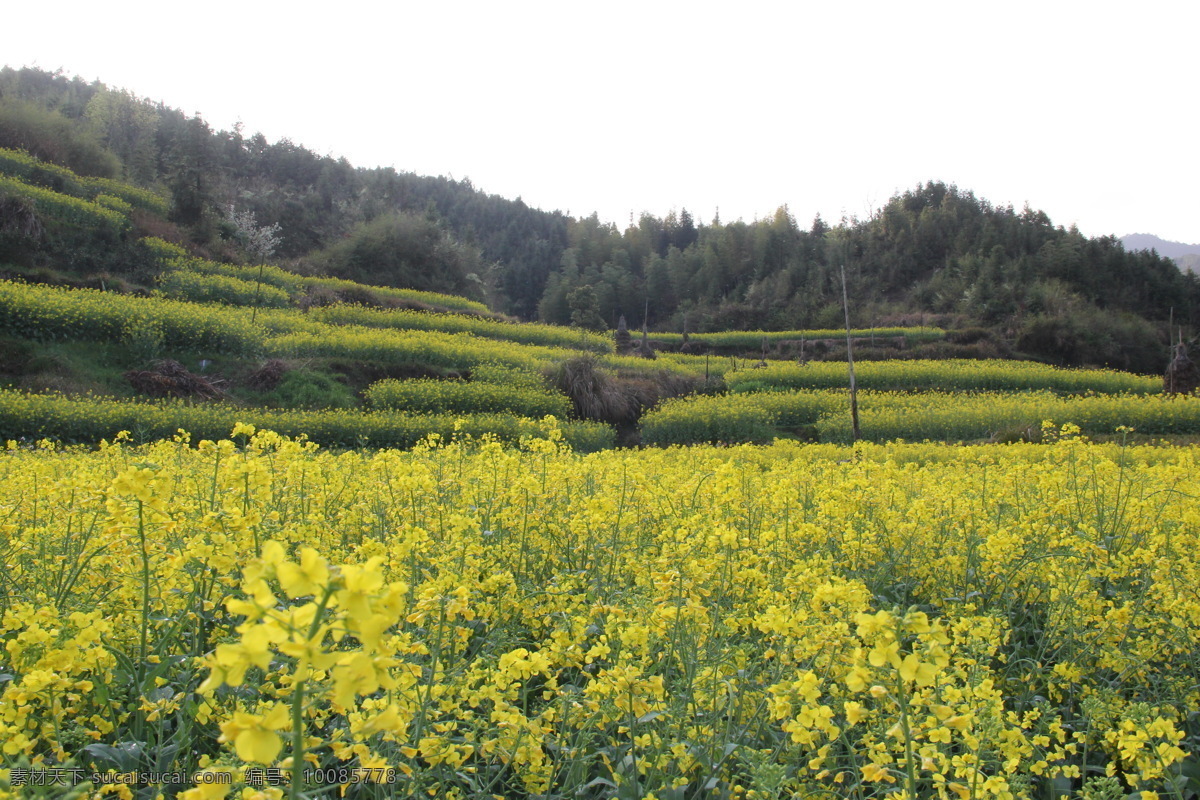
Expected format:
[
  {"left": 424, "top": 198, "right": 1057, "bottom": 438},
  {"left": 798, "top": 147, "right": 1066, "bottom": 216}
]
[
  {"left": 542, "top": 187, "right": 1195, "bottom": 335},
  {"left": 0, "top": 66, "right": 570, "bottom": 316},
  {"left": 2, "top": 65, "right": 1197, "bottom": 371}
]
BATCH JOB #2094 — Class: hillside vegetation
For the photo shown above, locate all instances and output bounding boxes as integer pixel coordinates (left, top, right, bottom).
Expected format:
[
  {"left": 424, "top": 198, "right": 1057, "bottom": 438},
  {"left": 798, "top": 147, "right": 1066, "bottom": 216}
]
[
  {"left": 1, "top": 68, "right": 1196, "bottom": 451},
  {"left": 2, "top": 65, "right": 1196, "bottom": 376}
]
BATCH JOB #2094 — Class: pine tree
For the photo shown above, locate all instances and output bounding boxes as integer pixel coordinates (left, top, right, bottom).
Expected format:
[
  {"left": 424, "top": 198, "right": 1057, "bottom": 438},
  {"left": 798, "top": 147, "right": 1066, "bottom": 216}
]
[{"left": 567, "top": 285, "right": 607, "bottom": 331}]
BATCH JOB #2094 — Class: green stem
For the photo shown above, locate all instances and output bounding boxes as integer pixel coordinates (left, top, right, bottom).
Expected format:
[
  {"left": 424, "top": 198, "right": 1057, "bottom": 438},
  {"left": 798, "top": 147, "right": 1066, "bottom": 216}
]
[
  {"left": 290, "top": 678, "right": 306, "bottom": 800},
  {"left": 251, "top": 262, "right": 265, "bottom": 324},
  {"left": 290, "top": 582, "right": 337, "bottom": 800},
  {"left": 897, "top": 684, "right": 916, "bottom": 799},
  {"left": 134, "top": 497, "right": 151, "bottom": 744},
  {"left": 893, "top": 645, "right": 917, "bottom": 799},
  {"left": 138, "top": 498, "right": 150, "bottom": 670}
]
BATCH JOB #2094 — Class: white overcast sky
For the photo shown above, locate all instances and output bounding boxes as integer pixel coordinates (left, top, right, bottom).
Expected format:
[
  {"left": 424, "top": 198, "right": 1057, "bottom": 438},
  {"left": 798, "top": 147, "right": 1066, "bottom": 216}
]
[{"left": 6, "top": 1, "right": 1198, "bottom": 243}]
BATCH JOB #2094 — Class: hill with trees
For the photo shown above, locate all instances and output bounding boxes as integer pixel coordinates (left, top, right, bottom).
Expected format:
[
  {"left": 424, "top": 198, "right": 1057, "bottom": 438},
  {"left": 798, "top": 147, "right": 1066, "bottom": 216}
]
[{"left": 2, "top": 65, "right": 1197, "bottom": 373}]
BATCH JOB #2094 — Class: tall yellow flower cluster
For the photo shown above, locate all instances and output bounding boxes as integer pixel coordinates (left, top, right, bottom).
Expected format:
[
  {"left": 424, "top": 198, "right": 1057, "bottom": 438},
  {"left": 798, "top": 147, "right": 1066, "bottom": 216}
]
[{"left": 199, "top": 540, "right": 410, "bottom": 769}]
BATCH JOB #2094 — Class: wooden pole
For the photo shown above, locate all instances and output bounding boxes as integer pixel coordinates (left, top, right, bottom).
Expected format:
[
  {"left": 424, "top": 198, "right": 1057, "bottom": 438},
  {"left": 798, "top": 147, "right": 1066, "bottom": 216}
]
[{"left": 841, "top": 260, "right": 861, "bottom": 442}]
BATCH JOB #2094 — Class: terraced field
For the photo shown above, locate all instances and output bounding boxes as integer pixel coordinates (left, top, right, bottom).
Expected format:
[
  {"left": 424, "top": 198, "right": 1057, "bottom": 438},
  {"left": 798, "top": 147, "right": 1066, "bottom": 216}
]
[{"left": 3, "top": 146, "right": 1198, "bottom": 800}]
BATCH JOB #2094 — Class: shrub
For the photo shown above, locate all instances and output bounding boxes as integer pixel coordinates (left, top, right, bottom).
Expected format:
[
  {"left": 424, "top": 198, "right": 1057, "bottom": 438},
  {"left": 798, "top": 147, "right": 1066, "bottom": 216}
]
[
  {"left": 309, "top": 212, "right": 487, "bottom": 303},
  {"left": 0, "top": 106, "right": 121, "bottom": 178},
  {"left": 268, "top": 369, "right": 358, "bottom": 409}
]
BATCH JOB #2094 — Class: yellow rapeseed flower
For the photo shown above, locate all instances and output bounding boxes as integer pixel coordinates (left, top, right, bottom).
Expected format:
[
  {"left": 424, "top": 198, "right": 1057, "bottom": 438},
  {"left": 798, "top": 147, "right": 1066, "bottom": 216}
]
[
  {"left": 219, "top": 703, "right": 290, "bottom": 763},
  {"left": 276, "top": 547, "right": 329, "bottom": 599}
]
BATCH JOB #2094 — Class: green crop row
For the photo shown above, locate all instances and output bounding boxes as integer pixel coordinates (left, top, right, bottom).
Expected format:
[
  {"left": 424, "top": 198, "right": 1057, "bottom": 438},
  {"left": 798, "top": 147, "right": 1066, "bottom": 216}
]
[
  {"left": 0, "top": 147, "right": 81, "bottom": 189},
  {"left": 93, "top": 193, "right": 133, "bottom": 216},
  {"left": 650, "top": 326, "right": 946, "bottom": 348},
  {"left": 140, "top": 238, "right": 307, "bottom": 299},
  {"left": 0, "top": 148, "right": 168, "bottom": 215},
  {"left": 265, "top": 325, "right": 560, "bottom": 373},
  {"left": 469, "top": 361, "right": 549, "bottom": 388},
  {"left": 80, "top": 176, "right": 169, "bottom": 216},
  {"left": 157, "top": 270, "right": 292, "bottom": 308},
  {"left": 726, "top": 359, "right": 1162, "bottom": 395},
  {"left": 309, "top": 304, "right": 612, "bottom": 353},
  {"left": 647, "top": 351, "right": 741, "bottom": 379},
  {"left": 0, "top": 280, "right": 829, "bottom": 390},
  {"left": 0, "top": 175, "right": 129, "bottom": 233},
  {"left": 365, "top": 378, "right": 571, "bottom": 419},
  {"left": 159, "top": 256, "right": 307, "bottom": 298},
  {"left": 0, "top": 280, "right": 541, "bottom": 367},
  {"left": 303, "top": 276, "right": 492, "bottom": 314},
  {"left": 138, "top": 236, "right": 190, "bottom": 261},
  {"left": 0, "top": 279, "right": 265, "bottom": 354},
  {"left": 641, "top": 388, "right": 1200, "bottom": 446},
  {"left": 138, "top": 237, "right": 497, "bottom": 318},
  {"left": 0, "top": 390, "right": 616, "bottom": 451},
  {"left": 269, "top": 325, "right": 714, "bottom": 383},
  {"left": 640, "top": 390, "right": 842, "bottom": 445},
  {"left": 0, "top": 390, "right": 614, "bottom": 452},
  {"left": 813, "top": 390, "right": 1200, "bottom": 443}
]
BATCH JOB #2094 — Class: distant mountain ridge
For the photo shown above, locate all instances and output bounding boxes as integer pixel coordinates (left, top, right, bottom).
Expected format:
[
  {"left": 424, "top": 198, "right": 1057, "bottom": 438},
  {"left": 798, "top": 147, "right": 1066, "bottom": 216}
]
[
  {"left": 1121, "top": 234, "right": 1200, "bottom": 274},
  {"left": 1121, "top": 233, "right": 1200, "bottom": 260}
]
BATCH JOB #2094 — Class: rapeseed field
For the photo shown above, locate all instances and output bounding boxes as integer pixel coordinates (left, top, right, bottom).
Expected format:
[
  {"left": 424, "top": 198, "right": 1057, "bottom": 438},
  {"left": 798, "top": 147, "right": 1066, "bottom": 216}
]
[{"left": 1, "top": 425, "right": 1197, "bottom": 798}]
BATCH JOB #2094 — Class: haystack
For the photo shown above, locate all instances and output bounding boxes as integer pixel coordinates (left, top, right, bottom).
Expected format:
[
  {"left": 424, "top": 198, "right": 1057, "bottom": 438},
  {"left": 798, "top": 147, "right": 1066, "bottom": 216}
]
[
  {"left": 614, "top": 315, "right": 633, "bottom": 355},
  {"left": 1164, "top": 342, "right": 1199, "bottom": 394},
  {"left": 636, "top": 326, "right": 657, "bottom": 360},
  {"left": 125, "top": 359, "right": 225, "bottom": 399}
]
